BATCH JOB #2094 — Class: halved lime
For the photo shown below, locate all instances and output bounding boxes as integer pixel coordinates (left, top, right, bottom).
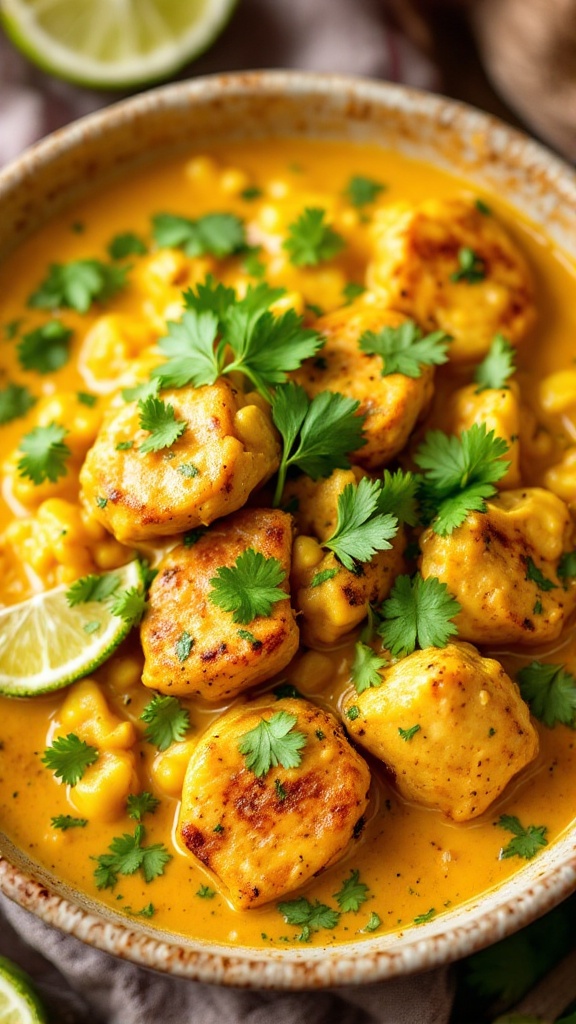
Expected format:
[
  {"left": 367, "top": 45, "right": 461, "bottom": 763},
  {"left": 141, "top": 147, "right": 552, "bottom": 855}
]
[
  {"left": 0, "top": 957, "right": 47, "bottom": 1024},
  {"left": 0, "top": 0, "right": 237, "bottom": 90},
  {"left": 0, "top": 561, "right": 143, "bottom": 698}
]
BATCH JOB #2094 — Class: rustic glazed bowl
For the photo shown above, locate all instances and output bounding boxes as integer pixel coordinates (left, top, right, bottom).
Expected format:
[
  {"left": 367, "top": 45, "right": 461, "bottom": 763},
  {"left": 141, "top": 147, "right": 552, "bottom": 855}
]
[{"left": 1, "top": 71, "right": 576, "bottom": 989}]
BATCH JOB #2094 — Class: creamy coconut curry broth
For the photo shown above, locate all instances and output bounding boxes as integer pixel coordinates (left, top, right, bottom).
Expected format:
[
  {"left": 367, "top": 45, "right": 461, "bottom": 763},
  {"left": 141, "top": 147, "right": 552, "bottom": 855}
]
[{"left": 1, "top": 140, "right": 576, "bottom": 946}]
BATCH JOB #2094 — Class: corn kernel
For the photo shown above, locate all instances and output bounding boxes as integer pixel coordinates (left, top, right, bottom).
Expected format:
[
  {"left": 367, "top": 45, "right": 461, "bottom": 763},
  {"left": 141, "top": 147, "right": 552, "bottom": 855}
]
[
  {"left": 220, "top": 168, "right": 249, "bottom": 195},
  {"left": 545, "top": 447, "right": 576, "bottom": 501},
  {"left": 152, "top": 740, "right": 197, "bottom": 796},
  {"left": 185, "top": 155, "right": 218, "bottom": 183},
  {"left": 259, "top": 204, "right": 282, "bottom": 232},
  {"left": 69, "top": 750, "right": 136, "bottom": 822},
  {"left": 106, "top": 656, "right": 143, "bottom": 691},
  {"left": 233, "top": 405, "right": 272, "bottom": 451},
  {"left": 539, "top": 370, "right": 576, "bottom": 415},
  {"left": 291, "top": 651, "right": 334, "bottom": 694},
  {"left": 60, "top": 679, "right": 137, "bottom": 751},
  {"left": 268, "top": 179, "right": 290, "bottom": 200},
  {"left": 92, "top": 538, "right": 131, "bottom": 571},
  {"left": 293, "top": 535, "right": 324, "bottom": 573}
]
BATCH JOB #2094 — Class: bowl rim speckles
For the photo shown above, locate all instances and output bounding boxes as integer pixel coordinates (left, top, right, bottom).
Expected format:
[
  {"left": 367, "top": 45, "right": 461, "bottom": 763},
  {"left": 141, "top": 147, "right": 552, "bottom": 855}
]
[{"left": 1, "top": 70, "right": 576, "bottom": 989}]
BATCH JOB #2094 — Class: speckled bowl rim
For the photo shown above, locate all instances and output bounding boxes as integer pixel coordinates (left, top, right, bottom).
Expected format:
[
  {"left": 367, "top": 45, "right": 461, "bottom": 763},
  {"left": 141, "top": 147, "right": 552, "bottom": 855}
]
[{"left": 1, "top": 70, "right": 576, "bottom": 989}]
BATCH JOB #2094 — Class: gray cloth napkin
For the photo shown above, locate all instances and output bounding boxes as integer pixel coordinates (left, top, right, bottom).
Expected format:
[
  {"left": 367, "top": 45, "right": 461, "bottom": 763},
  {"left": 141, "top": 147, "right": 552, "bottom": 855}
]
[{"left": 0, "top": 2, "right": 453, "bottom": 1021}]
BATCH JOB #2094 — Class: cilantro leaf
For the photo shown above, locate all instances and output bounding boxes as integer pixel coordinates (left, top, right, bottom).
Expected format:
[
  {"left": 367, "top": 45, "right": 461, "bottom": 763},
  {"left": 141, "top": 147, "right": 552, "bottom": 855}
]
[
  {"left": 345, "top": 176, "right": 385, "bottom": 207},
  {"left": 351, "top": 642, "right": 387, "bottom": 694},
  {"left": 278, "top": 896, "right": 340, "bottom": 932},
  {"left": 152, "top": 309, "right": 220, "bottom": 389},
  {"left": 342, "top": 282, "right": 365, "bottom": 304},
  {"left": 152, "top": 212, "right": 245, "bottom": 257},
  {"left": 363, "top": 911, "right": 381, "bottom": 932},
  {"left": 451, "top": 247, "right": 486, "bottom": 283},
  {"left": 0, "top": 382, "right": 36, "bottom": 425},
  {"left": 378, "top": 573, "right": 460, "bottom": 657},
  {"left": 50, "top": 815, "right": 88, "bottom": 830},
  {"left": 310, "top": 567, "right": 339, "bottom": 588},
  {"left": 17, "top": 422, "right": 70, "bottom": 484},
  {"left": 126, "top": 792, "right": 160, "bottom": 821},
  {"left": 17, "top": 320, "right": 73, "bottom": 374},
  {"left": 524, "top": 556, "right": 557, "bottom": 592},
  {"left": 121, "top": 378, "right": 160, "bottom": 402},
  {"left": 497, "top": 815, "right": 548, "bottom": 860},
  {"left": 272, "top": 382, "right": 366, "bottom": 505},
  {"left": 141, "top": 695, "right": 190, "bottom": 751},
  {"left": 108, "top": 231, "right": 147, "bottom": 260},
  {"left": 517, "top": 661, "right": 576, "bottom": 728},
  {"left": 197, "top": 884, "right": 216, "bottom": 899},
  {"left": 558, "top": 550, "right": 576, "bottom": 582},
  {"left": 415, "top": 423, "right": 510, "bottom": 535},
  {"left": 224, "top": 299, "right": 322, "bottom": 397},
  {"left": 138, "top": 396, "right": 186, "bottom": 454},
  {"left": 473, "top": 334, "right": 516, "bottom": 392},
  {"left": 238, "top": 710, "right": 307, "bottom": 777},
  {"left": 398, "top": 724, "right": 421, "bottom": 741},
  {"left": 124, "top": 902, "right": 155, "bottom": 918},
  {"left": 333, "top": 869, "right": 370, "bottom": 912},
  {"left": 414, "top": 908, "right": 437, "bottom": 925},
  {"left": 323, "top": 477, "right": 398, "bottom": 569},
  {"left": 28, "top": 259, "right": 128, "bottom": 313},
  {"left": 110, "top": 586, "right": 147, "bottom": 625},
  {"left": 42, "top": 733, "right": 99, "bottom": 787},
  {"left": 66, "top": 571, "right": 121, "bottom": 607},
  {"left": 93, "top": 824, "right": 171, "bottom": 889},
  {"left": 209, "top": 548, "right": 287, "bottom": 624},
  {"left": 377, "top": 469, "right": 419, "bottom": 526},
  {"left": 183, "top": 275, "right": 237, "bottom": 318},
  {"left": 175, "top": 631, "right": 194, "bottom": 662},
  {"left": 283, "top": 208, "right": 345, "bottom": 267},
  {"left": 359, "top": 320, "right": 450, "bottom": 378}
]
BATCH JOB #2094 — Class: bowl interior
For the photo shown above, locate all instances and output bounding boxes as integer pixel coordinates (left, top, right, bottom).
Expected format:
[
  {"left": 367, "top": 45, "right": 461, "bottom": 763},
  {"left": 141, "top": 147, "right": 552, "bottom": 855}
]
[{"left": 1, "top": 70, "right": 576, "bottom": 988}]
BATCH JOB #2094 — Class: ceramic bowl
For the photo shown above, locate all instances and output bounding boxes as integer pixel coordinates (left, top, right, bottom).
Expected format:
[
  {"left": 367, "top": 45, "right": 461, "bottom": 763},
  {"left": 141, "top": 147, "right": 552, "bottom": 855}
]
[{"left": 1, "top": 71, "right": 576, "bottom": 989}]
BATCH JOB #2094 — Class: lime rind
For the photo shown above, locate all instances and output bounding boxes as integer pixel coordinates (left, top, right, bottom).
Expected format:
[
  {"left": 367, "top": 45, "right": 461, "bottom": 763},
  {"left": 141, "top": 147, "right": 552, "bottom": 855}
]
[
  {"left": 0, "top": 0, "right": 238, "bottom": 90},
  {"left": 0, "top": 956, "right": 47, "bottom": 1024},
  {"left": 0, "top": 560, "right": 144, "bottom": 698}
]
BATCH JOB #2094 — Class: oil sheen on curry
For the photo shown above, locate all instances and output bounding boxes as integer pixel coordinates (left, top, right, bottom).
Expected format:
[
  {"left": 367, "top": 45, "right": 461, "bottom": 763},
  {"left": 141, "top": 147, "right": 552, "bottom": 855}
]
[{"left": 1, "top": 140, "right": 576, "bottom": 947}]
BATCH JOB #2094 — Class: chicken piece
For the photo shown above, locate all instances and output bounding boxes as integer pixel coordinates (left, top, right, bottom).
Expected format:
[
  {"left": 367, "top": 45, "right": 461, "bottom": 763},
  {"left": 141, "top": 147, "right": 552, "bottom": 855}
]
[
  {"left": 292, "top": 299, "right": 434, "bottom": 469},
  {"left": 80, "top": 379, "right": 280, "bottom": 543},
  {"left": 179, "top": 698, "right": 370, "bottom": 908},
  {"left": 286, "top": 469, "right": 406, "bottom": 647},
  {"left": 420, "top": 488, "right": 576, "bottom": 645},
  {"left": 438, "top": 381, "right": 521, "bottom": 488},
  {"left": 367, "top": 197, "right": 535, "bottom": 363},
  {"left": 141, "top": 508, "right": 299, "bottom": 701},
  {"left": 343, "top": 642, "right": 538, "bottom": 821}
]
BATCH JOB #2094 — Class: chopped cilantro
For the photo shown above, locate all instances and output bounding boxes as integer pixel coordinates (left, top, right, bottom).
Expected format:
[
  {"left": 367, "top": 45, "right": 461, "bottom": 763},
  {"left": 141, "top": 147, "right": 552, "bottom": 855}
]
[
  {"left": 175, "top": 631, "right": 194, "bottom": 662},
  {"left": 398, "top": 724, "right": 421, "bottom": 742},
  {"left": 333, "top": 869, "right": 370, "bottom": 912},
  {"left": 363, "top": 911, "right": 381, "bottom": 932},
  {"left": 351, "top": 642, "right": 387, "bottom": 694},
  {"left": 497, "top": 815, "right": 548, "bottom": 860},
  {"left": 414, "top": 908, "right": 436, "bottom": 925},
  {"left": 238, "top": 711, "right": 306, "bottom": 778},
  {"left": 115, "top": 440, "right": 133, "bottom": 451},
  {"left": 451, "top": 247, "right": 486, "bottom": 283},
  {"left": 42, "top": 733, "right": 98, "bottom": 787},
  {"left": 108, "top": 231, "right": 147, "bottom": 260},
  {"left": 124, "top": 902, "right": 155, "bottom": 918},
  {"left": 473, "top": 334, "right": 516, "bottom": 392},
  {"left": 126, "top": 792, "right": 160, "bottom": 821},
  {"left": 310, "top": 567, "right": 339, "bottom": 589},
  {"left": 17, "top": 422, "right": 70, "bottom": 484},
  {"left": 77, "top": 391, "right": 97, "bottom": 407},
  {"left": 283, "top": 208, "right": 345, "bottom": 267},
  {"left": 237, "top": 629, "right": 261, "bottom": 649},
  {"left": 209, "top": 548, "right": 286, "bottom": 624},
  {"left": 517, "top": 661, "right": 576, "bottom": 728},
  {"left": 95, "top": 496, "right": 107, "bottom": 509},
  {"left": 415, "top": 423, "right": 510, "bottom": 535},
  {"left": 524, "top": 556, "right": 557, "bottom": 591},
  {"left": 197, "top": 884, "right": 216, "bottom": 898},
  {"left": 241, "top": 186, "right": 262, "bottom": 201},
  {"left": 0, "top": 382, "right": 36, "bottom": 425},
  {"left": 273, "top": 683, "right": 303, "bottom": 700},
  {"left": 4, "top": 318, "right": 22, "bottom": 340},
  {"left": 378, "top": 573, "right": 460, "bottom": 657},
  {"left": 138, "top": 395, "right": 186, "bottom": 454},
  {"left": 475, "top": 198, "right": 492, "bottom": 215},
  {"left": 275, "top": 778, "right": 287, "bottom": 802},
  {"left": 558, "top": 550, "right": 576, "bottom": 582},
  {"left": 151, "top": 211, "right": 246, "bottom": 258},
  {"left": 183, "top": 528, "right": 205, "bottom": 547},
  {"left": 83, "top": 621, "right": 101, "bottom": 635},
  {"left": 359, "top": 319, "right": 450, "bottom": 378},
  {"left": 51, "top": 815, "right": 88, "bottom": 831},
  {"left": 140, "top": 695, "right": 190, "bottom": 751},
  {"left": 345, "top": 176, "right": 385, "bottom": 207},
  {"left": 342, "top": 282, "right": 365, "bottom": 304},
  {"left": 347, "top": 705, "right": 360, "bottom": 721},
  {"left": 28, "top": 259, "right": 128, "bottom": 313},
  {"left": 17, "top": 320, "right": 73, "bottom": 374},
  {"left": 177, "top": 463, "right": 199, "bottom": 479}
]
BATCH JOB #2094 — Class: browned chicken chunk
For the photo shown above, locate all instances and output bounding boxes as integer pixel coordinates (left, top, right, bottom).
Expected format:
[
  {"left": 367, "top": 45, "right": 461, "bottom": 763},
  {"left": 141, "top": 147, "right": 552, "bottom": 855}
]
[
  {"left": 141, "top": 508, "right": 299, "bottom": 701},
  {"left": 80, "top": 379, "right": 280, "bottom": 543},
  {"left": 179, "top": 698, "right": 371, "bottom": 907},
  {"left": 343, "top": 642, "right": 538, "bottom": 821}
]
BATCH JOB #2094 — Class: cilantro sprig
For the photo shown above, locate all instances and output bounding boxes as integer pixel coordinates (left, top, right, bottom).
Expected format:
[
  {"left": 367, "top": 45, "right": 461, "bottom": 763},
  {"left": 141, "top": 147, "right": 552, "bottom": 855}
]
[
  {"left": 0, "top": 382, "right": 36, "bottom": 425},
  {"left": 473, "top": 334, "right": 516, "bottom": 392},
  {"left": 138, "top": 396, "right": 186, "bottom": 454},
  {"left": 42, "top": 733, "right": 99, "bottom": 787},
  {"left": 517, "top": 661, "right": 576, "bottom": 728},
  {"left": 359, "top": 320, "right": 450, "bottom": 379},
  {"left": 17, "top": 422, "right": 70, "bottom": 485},
  {"left": 127, "top": 792, "right": 160, "bottom": 821},
  {"left": 333, "top": 869, "right": 370, "bottom": 912},
  {"left": 322, "top": 476, "right": 398, "bottom": 570},
  {"left": 93, "top": 823, "right": 171, "bottom": 889},
  {"left": 415, "top": 423, "right": 510, "bottom": 535},
  {"left": 209, "top": 548, "right": 287, "bottom": 624},
  {"left": 141, "top": 695, "right": 190, "bottom": 752},
  {"left": 271, "top": 382, "right": 366, "bottom": 505},
  {"left": 345, "top": 176, "right": 385, "bottom": 208},
  {"left": 152, "top": 279, "right": 322, "bottom": 399},
  {"left": 51, "top": 815, "right": 88, "bottom": 831},
  {"left": 238, "top": 710, "right": 306, "bottom": 777},
  {"left": 277, "top": 897, "right": 340, "bottom": 941},
  {"left": 496, "top": 815, "right": 548, "bottom": 861},
  {"left": 351, "top": 641, "right": 387, "bottom": 694},
  {"left": 283, "top": 208, "right": 345, "bottom": 267},
  {"left": 28, "top": 259, "right": 128, "bottom": 313},
  {"left": 378, "top": 573, "right": 460, "bottom": 657},
  {"left": 17, "top": 320, "right": 73, "bottom": 374},
  {"left": 66, "top": 572, "right": 121, "bottom": 607},
  {"left": 152, "top": 212, "right": 246, "bottom": 258}
]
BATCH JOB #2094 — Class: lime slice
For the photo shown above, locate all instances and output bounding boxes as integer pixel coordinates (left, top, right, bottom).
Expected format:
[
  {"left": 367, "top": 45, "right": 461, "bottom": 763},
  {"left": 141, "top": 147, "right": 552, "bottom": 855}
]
[
  {"left": 0, "top": 957, "right": 47, "bottom": 1024},
  {"left": 0, "top": 561, "right": 144, "bottom": 697},
  {"left": 0, "top": 0, "right": 237, "bottom": 90}
]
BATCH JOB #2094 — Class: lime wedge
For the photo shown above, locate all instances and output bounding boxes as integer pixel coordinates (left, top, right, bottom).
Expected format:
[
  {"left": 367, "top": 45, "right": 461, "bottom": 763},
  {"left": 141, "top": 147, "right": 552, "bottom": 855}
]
[
  {"left": 0, "top": 957, "right": 47, "bottom": 1024},
  {"left": 0, "top": 0, "right": 237, "bottom": 89},
  {"left": 0, "top": 561, "right": 144, "bottom": 697}
]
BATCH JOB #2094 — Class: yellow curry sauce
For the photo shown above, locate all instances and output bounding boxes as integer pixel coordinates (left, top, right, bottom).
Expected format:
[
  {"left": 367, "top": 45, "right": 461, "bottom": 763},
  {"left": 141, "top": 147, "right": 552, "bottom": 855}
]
[{"left": 1, "top": 139, "right": 576, "bottom": 946}]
